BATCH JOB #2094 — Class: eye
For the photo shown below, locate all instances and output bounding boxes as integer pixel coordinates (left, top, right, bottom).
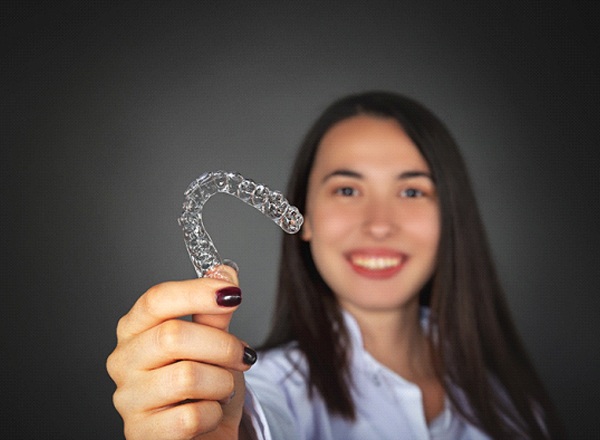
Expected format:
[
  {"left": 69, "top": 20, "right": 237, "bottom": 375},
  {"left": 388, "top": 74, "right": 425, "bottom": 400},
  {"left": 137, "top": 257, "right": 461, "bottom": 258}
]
[
  {"left": 401, "top": 188, "right": 424, "bottom": 198},
  {"left": 335, "top": 186, "right": 359, "bottom": 197}
]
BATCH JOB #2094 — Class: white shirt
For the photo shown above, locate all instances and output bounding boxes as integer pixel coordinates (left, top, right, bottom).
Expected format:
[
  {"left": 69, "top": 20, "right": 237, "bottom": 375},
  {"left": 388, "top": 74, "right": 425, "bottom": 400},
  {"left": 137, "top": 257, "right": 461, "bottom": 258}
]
[{"left": 244, "top": 311, "right": 490, "bottom": 440}]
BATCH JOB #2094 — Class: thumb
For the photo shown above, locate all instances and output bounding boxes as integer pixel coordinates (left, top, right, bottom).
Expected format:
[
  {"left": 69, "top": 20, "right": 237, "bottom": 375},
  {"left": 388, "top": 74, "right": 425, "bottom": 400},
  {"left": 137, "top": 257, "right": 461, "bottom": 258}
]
[{"left": 192, "top": 264, "right": 241, "bottom": 331}]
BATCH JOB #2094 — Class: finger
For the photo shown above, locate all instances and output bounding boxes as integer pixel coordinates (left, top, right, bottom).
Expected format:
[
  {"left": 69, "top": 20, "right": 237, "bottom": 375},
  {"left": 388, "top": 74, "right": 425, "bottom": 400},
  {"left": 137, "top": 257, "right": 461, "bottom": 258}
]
[
  {"left": 114, "top": 361, "right": 235, "bottom": 414},
  {"left": 118, "top": 320, "right": 253, "bottom": 372},
  {"left": 193, "top": 265, "right": 240, "bottom": 330},
  {"left": 117, "top": 271, "right": 239, "bottom": 341},
  {"left": 125, "top": 399, "right": 224, "bottom": 440},
  {"left": 217, "top": 370, "right": 247, "bottom": 431},
  {"left": 205, "top": 262, "right": 239, "bottom": 285}
]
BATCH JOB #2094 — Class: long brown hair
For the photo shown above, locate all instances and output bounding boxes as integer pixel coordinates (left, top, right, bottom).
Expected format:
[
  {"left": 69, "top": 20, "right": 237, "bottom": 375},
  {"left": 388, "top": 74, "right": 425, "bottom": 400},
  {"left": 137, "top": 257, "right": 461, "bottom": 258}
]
[{"left": 261, "top": 91, "right": 564, "bottom": 439}]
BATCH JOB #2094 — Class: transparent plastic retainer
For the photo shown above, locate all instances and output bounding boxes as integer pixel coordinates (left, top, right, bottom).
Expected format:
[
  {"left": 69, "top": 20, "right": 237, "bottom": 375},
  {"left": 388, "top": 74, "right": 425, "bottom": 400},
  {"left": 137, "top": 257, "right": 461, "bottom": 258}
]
[{"left": 178, "top": 171, "right": 303, "bottom": 279}]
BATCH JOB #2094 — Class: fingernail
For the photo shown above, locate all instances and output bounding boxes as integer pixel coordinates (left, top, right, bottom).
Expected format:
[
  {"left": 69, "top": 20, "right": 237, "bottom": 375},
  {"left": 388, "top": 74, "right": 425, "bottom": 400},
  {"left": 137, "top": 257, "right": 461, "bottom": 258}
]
[
  {"left": 216, "top": 286, "right": 242, "bottom": 307},
  {"left": 243, "top": 346, "right": 257, "bottom": 366},
  {"left": 223, "top": 259, "right": 239, "bottom": 273}
]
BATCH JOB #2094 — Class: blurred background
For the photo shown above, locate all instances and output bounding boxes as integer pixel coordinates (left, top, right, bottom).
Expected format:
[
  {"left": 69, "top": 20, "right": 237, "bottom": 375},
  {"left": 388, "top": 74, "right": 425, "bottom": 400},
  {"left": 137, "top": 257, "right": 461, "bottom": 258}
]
[{"left": 3, "top": 1, "right": 598, "bottom": 438}]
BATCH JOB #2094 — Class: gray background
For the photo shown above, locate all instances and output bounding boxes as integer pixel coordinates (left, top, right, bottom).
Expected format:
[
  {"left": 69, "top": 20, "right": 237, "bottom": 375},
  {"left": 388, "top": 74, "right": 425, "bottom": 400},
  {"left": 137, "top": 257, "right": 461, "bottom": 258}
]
[{"left": 3, "top": 1, "right": 598, "bottom": 438}]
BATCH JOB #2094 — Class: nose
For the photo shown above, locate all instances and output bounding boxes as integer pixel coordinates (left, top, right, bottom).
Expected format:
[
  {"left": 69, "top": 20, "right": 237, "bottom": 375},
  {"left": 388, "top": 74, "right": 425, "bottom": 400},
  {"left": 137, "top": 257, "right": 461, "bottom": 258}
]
[{"left": 363, "top": 198, "right": 397, "bottom": 239}]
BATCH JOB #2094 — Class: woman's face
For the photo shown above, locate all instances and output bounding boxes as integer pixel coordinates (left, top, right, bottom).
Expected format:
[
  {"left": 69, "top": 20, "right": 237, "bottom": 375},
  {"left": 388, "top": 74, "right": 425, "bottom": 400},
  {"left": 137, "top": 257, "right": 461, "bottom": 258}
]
[{"left": 302, "top": 115, "right": 440, "bottom": 315}]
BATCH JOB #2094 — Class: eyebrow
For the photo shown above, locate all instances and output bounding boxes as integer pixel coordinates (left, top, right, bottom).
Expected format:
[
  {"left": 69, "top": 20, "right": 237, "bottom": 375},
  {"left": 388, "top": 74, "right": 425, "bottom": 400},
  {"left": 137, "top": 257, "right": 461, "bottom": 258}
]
[{"left": 322, "top": 169, "right": 434, "bottom": 182}]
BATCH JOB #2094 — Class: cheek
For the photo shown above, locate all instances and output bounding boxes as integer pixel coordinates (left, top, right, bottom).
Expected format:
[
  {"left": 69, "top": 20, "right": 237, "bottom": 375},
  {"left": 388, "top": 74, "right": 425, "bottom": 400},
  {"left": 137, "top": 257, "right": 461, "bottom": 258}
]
[
  {"left": 401, "top": 205, "right": 440, "bottom": 248},
  {"left": 414, "top": 210, "right": 441, "bottom": 254},
  {"left": 309, "top": 206, "right": 356, "bottom": 243}
]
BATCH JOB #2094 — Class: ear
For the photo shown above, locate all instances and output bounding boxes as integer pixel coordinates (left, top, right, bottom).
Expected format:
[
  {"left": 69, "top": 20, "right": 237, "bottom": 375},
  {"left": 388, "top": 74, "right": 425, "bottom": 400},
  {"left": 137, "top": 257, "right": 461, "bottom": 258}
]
[{"left": 301, "top": 216, "right": 312, "bottom": 241}]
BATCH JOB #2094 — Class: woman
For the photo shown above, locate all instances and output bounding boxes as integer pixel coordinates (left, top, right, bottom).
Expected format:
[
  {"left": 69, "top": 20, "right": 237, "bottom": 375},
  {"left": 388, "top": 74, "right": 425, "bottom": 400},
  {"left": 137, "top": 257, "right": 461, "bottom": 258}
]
[{"left": 107, "top": 91, "right": 564, "bottom": 439}]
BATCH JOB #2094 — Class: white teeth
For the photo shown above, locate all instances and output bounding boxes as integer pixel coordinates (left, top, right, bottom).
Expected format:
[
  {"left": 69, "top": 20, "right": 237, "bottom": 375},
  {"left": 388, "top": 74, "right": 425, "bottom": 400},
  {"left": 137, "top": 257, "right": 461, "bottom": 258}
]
[{"left": 351, "top": 256, "right": 401, "bottom": 270}]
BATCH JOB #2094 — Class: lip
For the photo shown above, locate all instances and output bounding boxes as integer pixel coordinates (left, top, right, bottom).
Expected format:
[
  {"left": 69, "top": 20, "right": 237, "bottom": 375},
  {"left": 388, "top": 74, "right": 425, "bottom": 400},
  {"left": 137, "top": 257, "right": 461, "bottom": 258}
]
[{"left": 345, "top": 249, "right": 407, "bottom": 279}]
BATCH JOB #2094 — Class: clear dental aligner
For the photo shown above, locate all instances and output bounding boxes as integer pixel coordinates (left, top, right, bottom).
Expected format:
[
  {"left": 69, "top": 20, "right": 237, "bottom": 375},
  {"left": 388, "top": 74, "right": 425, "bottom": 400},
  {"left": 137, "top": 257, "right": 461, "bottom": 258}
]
[{"left": 178, "top": 170, "right": 304, "bottom": 278}]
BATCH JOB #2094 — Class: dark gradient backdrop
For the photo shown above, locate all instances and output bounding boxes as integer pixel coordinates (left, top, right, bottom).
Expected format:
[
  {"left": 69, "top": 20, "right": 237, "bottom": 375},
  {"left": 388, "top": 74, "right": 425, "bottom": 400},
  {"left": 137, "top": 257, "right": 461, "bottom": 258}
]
[{"left": 3, "top": 2, "right": 599, "bottom": 438}]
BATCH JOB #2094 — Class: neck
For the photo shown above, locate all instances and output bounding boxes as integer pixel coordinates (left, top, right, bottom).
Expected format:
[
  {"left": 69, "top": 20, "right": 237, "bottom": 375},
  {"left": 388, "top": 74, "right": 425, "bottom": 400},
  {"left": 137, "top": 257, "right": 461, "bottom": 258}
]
[
  {"left": 343, "top": 301, "right": 431, "bottom": 380},
  {"left": 342, "top": 301, "right": 446, "bottom": 424}
]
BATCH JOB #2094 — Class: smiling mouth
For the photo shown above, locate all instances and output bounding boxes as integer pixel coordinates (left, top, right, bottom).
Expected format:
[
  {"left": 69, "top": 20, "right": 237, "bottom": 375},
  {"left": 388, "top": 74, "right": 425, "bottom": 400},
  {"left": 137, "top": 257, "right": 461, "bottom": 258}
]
[
  {"left": 347, "top": 251, "right": 406, "bottom": 279},
  {"left": 350, "top": 255, "right": 402, "bottom": 270}
]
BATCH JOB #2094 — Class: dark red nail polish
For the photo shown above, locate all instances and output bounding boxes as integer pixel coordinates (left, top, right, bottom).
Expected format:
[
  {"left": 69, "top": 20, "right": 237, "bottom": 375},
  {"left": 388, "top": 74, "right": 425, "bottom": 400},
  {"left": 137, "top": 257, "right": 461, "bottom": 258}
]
[
  {"left": 243, "top": 346, "right": 257, "bottom": 366},
  {"left": 216, "top": 286, "right": 242, "bottom": 307}
]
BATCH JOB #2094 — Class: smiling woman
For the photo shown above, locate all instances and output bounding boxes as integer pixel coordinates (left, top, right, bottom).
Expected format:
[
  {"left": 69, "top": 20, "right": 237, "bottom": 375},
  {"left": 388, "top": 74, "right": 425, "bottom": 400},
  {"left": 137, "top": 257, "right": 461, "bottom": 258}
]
[
  {"left": 253, "top": 92, "right": 566, "bottom": 439},
  {"left": 107, "top": 91, "right": 566, "bottom": 439},
  {"left": 301, "top": 116, "right": 440, "bottom": 316}
]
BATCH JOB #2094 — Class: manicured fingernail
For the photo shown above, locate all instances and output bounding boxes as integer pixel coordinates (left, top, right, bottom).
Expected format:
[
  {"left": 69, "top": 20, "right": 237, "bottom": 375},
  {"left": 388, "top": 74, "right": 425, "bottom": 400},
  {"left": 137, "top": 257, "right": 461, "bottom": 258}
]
[
  {"left": 216, "top": 286, "right": 242, "bottom": 307},
  {"left": 243, "top": 346, "right": 257, "bottom": 366}
]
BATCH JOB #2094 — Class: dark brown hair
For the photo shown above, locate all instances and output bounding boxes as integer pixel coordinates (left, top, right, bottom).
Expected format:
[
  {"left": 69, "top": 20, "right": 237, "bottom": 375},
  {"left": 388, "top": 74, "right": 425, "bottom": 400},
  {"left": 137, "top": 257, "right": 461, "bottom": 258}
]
[{"left": 261, "top": 91, "right": 564, "bottom": 439}]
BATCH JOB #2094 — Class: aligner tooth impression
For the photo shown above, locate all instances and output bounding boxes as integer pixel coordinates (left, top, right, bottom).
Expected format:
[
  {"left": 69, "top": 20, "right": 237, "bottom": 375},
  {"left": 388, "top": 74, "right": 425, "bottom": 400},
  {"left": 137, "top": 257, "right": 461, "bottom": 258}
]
[{"left": 178, "top": 171, "right": 304, "bottom": 278}]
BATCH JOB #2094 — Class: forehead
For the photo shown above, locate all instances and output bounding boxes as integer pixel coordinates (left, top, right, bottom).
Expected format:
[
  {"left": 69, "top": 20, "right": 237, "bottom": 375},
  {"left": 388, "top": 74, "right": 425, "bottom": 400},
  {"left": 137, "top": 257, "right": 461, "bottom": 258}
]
[{"left": 311, "top": 115, "right": 430, "bottom": 173}]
